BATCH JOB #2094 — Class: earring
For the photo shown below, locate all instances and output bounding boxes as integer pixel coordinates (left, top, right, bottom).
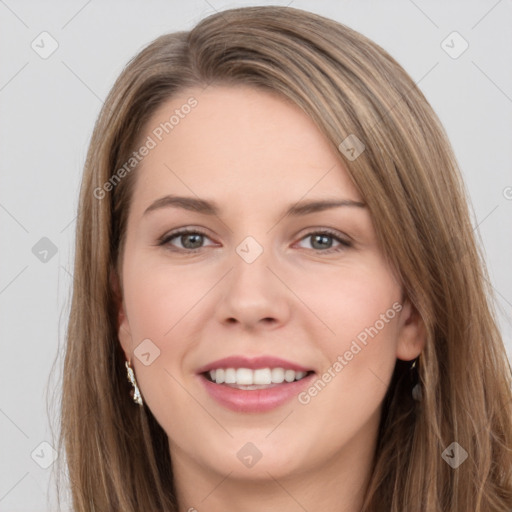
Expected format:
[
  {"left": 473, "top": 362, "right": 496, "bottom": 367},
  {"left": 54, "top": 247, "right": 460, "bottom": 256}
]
[
  {"left": 410, "top": 357, "right": 422, "bottom": 402},
  {"left": 125, "top": 360, "right": 143, "bottom": 406}
]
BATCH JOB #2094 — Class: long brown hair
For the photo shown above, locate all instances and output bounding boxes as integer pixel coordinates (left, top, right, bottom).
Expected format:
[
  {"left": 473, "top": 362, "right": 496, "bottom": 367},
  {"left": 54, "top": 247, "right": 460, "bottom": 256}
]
[{"left": 58, "top": 6, "right": 512, "bottom": 511}]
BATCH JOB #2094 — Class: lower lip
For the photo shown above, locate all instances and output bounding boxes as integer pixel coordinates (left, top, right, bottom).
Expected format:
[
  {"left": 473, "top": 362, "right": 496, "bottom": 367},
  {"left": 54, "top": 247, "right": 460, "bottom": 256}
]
[{"left": 198, "top": 373, "right": 315, "bottom": 413}]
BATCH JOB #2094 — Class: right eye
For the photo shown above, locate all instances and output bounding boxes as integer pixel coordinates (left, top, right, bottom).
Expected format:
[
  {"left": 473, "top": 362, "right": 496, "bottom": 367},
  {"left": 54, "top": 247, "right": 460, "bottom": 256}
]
[{"left": 157, "top": 228, "right": 217, "bottom": 252}]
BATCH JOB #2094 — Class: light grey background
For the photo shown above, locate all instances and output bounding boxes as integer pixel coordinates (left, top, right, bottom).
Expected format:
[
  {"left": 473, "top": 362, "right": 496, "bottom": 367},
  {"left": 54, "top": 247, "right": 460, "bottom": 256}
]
[{"left": 1, "top": 1, "right": 511, "bottom": 510}]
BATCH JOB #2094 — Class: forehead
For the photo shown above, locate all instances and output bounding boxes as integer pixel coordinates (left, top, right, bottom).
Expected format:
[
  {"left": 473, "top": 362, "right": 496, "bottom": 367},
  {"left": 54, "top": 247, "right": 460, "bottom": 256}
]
[{"left": 129, "top": 84, "right": 362, "bottom": 215}]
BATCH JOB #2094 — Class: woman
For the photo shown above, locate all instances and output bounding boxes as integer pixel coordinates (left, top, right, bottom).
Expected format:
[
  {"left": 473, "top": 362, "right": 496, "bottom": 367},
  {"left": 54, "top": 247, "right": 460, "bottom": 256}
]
[{"left": 59, "top": 5, "right": 512, "bottom": 511}]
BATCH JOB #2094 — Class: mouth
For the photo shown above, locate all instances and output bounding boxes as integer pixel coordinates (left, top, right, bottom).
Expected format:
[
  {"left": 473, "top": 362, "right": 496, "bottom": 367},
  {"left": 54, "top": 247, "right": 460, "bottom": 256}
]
[
  {"left": 202, "top": 367, "right": 315, "bottom": 390},
  {"left": 196, "top": 356, "right": 316, "bottom": 412}
]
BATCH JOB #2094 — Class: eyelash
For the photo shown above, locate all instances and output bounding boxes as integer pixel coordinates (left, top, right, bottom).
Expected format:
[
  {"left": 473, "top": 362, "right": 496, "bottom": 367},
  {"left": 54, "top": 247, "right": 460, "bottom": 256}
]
[{"left": 156, "top": 228, "right": 352, "bottom": 254}]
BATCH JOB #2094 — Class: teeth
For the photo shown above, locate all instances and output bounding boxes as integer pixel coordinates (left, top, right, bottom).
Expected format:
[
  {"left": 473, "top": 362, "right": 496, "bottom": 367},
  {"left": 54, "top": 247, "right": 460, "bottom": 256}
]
[
  {"left": 225, "top": 368, "right": 236, "bottom": 384},
  {"left": 253, "top": 368, "right": 272, "bottom": 385},
  {"left": 284, "top": 369, "right": 296, "bottom": 382},
  {"left": 207, "top": 367, "right": 309, "bottom": 386},
  {"left": 271, "top": 367, "right": 285, "bottom": 383}
]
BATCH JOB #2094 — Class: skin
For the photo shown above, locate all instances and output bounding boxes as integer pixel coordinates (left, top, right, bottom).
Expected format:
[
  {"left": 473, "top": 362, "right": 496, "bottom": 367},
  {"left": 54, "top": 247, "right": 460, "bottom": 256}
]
[{"left": 115, "top": 84, "right": 425, "bottom": 512}]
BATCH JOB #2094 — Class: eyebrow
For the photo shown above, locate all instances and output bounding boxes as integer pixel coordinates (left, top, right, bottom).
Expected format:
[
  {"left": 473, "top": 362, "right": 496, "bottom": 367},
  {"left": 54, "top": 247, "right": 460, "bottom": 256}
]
[{"left": 143, "top": 194, "right": 366, "bottom": 218}]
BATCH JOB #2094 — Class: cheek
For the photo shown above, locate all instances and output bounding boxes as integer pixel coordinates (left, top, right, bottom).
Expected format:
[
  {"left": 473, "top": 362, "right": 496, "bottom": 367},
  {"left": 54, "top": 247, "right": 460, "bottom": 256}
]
[
  {"left": 295, "top": 284, "right": 400, "bottom": 455},
  {"left": 121, "top": 252, "right": 225, "bottom": 404},
  {"left": 122, "top": 255, "right": 211, "bottom": 346},
  {"left": 294, "top": 258, "right": 401, "bottom": 344},
  {"left": 121, "top": 259, "right": 206, "bottom": 424},
  {"left": 296, "top": 260, "right": 401, "bottom": 392}
]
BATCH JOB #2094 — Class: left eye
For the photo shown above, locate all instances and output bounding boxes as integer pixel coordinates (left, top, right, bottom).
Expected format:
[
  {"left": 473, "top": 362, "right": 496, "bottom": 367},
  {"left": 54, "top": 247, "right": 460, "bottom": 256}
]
[
  {"left": 296, "top": 231, "right": 351, "bottom": 252},
  {"left": 157, "top": 229, "right": 351, "bottom": 253}
]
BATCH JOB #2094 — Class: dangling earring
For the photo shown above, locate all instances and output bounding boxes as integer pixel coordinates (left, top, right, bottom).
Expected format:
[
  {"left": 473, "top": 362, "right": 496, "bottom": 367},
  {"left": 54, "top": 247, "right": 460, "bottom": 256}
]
[
  {"left": 410, "top": 356, "right": 422, "bottom": 402},
  {"left": 125, "top": 360, "right": 143, "bottom": 406}
]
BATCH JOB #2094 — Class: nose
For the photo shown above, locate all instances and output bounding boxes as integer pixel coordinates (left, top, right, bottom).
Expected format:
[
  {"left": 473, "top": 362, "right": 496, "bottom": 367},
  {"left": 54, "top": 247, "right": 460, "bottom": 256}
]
[{"left": 214, "top": 239, "right": 291, "bottom": 331}]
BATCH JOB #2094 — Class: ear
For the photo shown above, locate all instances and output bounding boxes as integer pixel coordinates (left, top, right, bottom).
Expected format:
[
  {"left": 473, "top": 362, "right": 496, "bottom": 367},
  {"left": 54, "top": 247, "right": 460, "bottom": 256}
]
[
  {"left": 395, "top": 297, "right": 426, "bottom": 361},
  {"left": 110, "top": 268, "right": 133, "bottom": 361}
]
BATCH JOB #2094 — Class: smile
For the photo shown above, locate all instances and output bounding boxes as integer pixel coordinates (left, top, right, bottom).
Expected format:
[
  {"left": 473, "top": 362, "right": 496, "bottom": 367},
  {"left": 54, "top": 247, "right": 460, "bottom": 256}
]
[{"left": 205, "top": 367, "right": 310, "bottom": 387}]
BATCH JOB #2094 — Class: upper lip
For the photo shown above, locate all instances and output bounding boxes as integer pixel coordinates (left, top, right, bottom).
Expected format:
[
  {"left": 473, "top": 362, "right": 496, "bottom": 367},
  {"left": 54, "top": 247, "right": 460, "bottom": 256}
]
[{"left": 196, "top": 355, "right": 313, "bottom": 374}]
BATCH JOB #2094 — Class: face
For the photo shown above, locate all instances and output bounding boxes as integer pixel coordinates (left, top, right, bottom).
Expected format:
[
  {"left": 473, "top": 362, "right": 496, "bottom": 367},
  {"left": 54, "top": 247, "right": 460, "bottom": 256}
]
[{"left": 115, "top": 84, "right": 424, "bottom": 485}]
